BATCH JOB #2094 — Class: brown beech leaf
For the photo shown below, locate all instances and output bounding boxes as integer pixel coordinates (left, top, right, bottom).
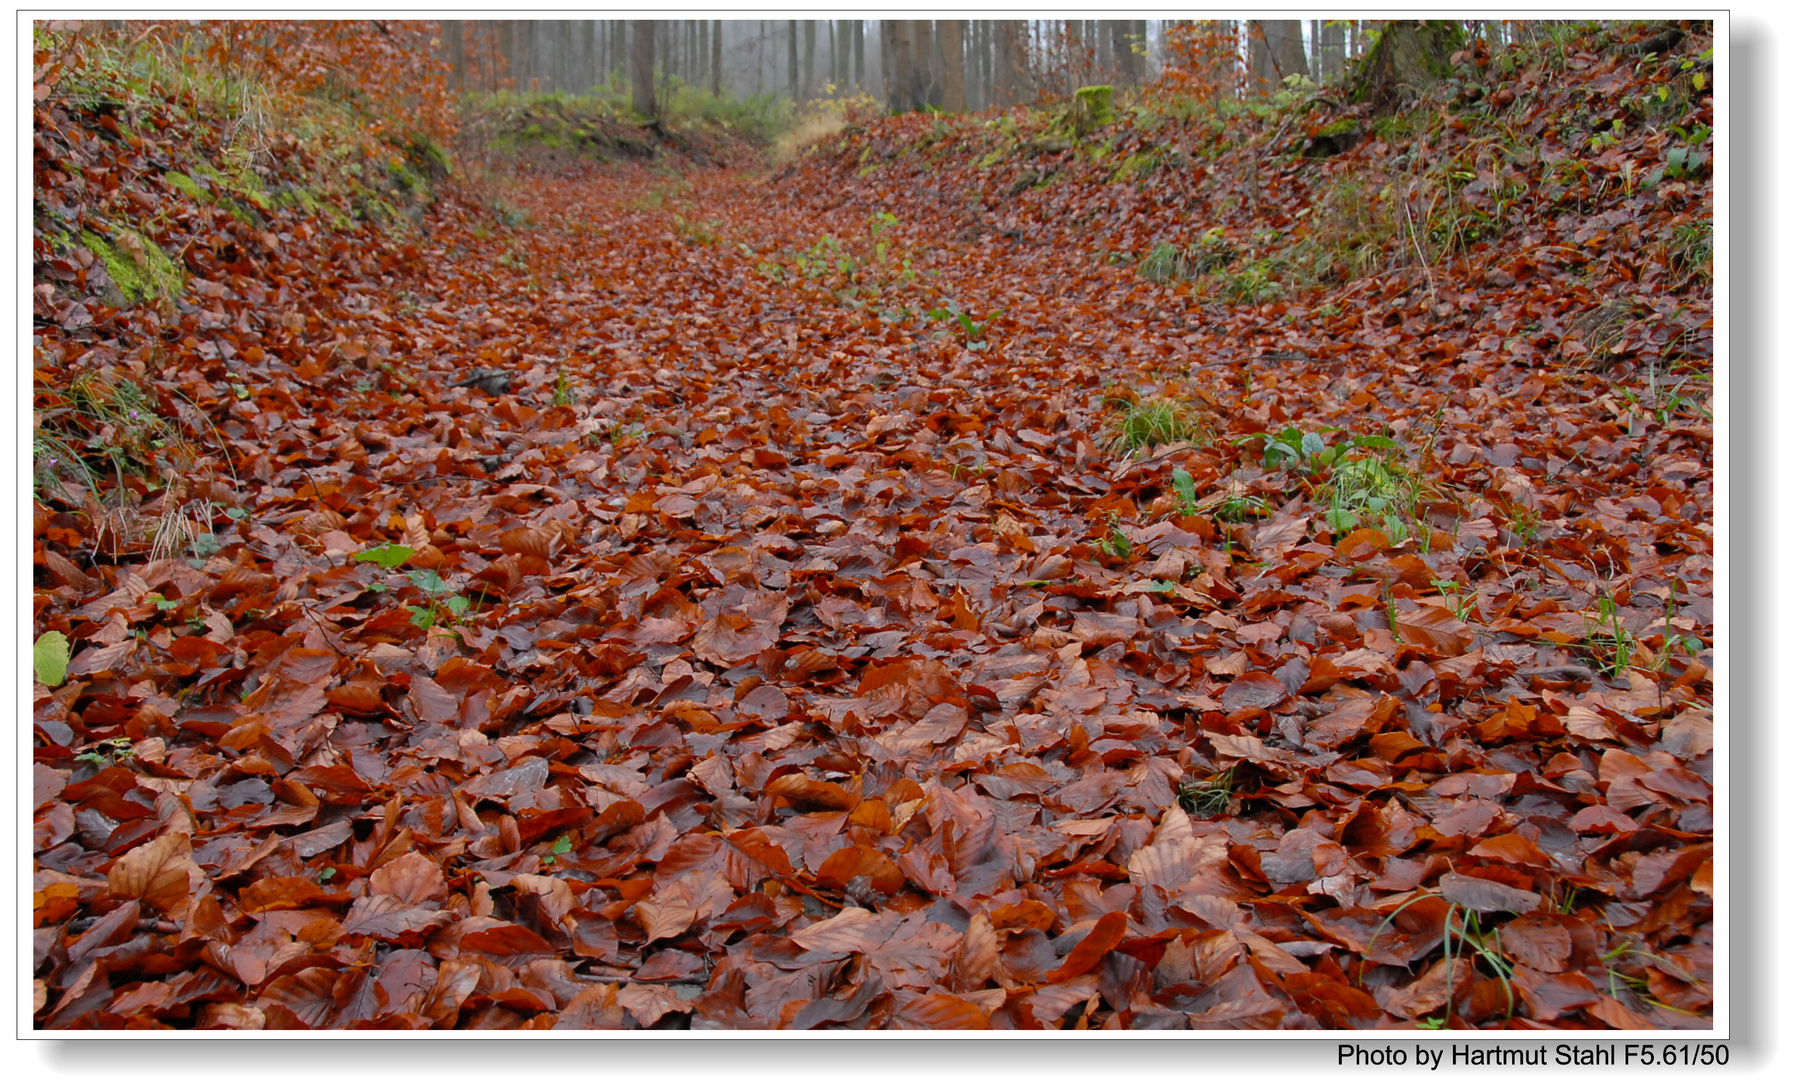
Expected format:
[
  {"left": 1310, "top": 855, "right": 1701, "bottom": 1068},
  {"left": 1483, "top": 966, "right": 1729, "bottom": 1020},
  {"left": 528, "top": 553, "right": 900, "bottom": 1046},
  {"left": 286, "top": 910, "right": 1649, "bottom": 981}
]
[
  {"left": 340, "top": 894, "right": 453, "bottom": 941},
  {"left": 1438, "top": 871, "right": 1542, "bottom": 914},
  {"left": 107, "top": 831, "right": 203, "bottom": 912},
  {"left": 1395, "top": 605, "right": 1474, "bottom": 655},
  {"left": 369, "top": 851, "right": 447, "bottom": 906}
]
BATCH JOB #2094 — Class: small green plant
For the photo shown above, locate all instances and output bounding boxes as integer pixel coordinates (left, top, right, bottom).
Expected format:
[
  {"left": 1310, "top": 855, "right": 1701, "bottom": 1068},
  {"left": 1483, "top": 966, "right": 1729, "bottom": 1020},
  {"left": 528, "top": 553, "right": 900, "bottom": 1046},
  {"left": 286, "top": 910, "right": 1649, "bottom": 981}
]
[
  {"left": 1097, "top": 516, "right": 1132, "bottom": 560},
  {"left": 1431, "top": 579, "right": 1478, "bottom": 623},
  {"left": 1597, "top": 940, "right": 1702, "bottom": 1016},
  {"left": 1667, "top": 220, "right": 1711, "bottom": 285},
  {"left": 671, "top": 213, "right": 722, "bottom": 246},
  {"left": 552, "top": 370, "right": 574, "bottom": 407},
  {"left": 404, "top": 568, "right": 475, "bottom": 630},
  {"left": 1504, "top": 504, "right": 1542, "bottom": 543},
  {"left": 1325, "top": 452, "right": 1421, "bottom": 541},
  {"left": 1177, "top": 765, "right": 1236, "bottom": 817},
  {"left": 318, "top": 867, "right": 338, "bottom": 884},
  {"left": 1107, "top": 397, "right": 1206, "bottom": 455},
  {"left": 1137, "top": 242, "right": 1182, "bottom": 283},
  {"left": 1369, "top": 896, "right": 1517, "bottom": 1028},
  {"left": 1652, "top": 587, "right": 1704, "bottom": 673},
  {"left": 1209, "top": 258, "right": 1284, "bottom": 304},
  {"left": 1216, "top": 494, "right": 1269, "bottom": 522},
  {"left": 1169, "top": 467, "right": 1198, "bottom": 516},
  {"left": 34, "top": 631, "right": 72, "bottom": 688},
  {"left": 542, "top": 833, "right": 575, "bottom": 866},
  {"left": 926, "top": 299, "right": 996, "bottom": 346},
  {"left": 74, "top": 736, "right": 136, "bottom": 770},
  {"left": 1584, "top": 595, "right": 1637, "bottom": 678}
]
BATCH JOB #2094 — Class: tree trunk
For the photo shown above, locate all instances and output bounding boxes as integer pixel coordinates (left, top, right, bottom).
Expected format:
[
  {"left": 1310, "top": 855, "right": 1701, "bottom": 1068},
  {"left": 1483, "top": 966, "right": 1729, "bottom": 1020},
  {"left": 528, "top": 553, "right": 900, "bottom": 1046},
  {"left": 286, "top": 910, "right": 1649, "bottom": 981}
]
[
  {"left": 631, "top": 20, "right": 657, "bottom": 118},
  {"left": 711, "top": 20, "right": 722, "bottom": 96},
  {"left": 443, "top": 20, "right": 464, "bottom": 91},
  {"left": 1065, "top": 19, "right": 1081, "bottom": 95},
  {"left": 1350, "top": 19, "right": 1463, "bottom": 113},
  {"left": 1267, "top": 19, "right": 1309, "bottom": 81},
  {"left": 788, "top": 20, "right": 799, "bottom": 101},
  {"left": 498, "top": 20, "right": 516, "bottom": 90},
  {"left": 803, "top": 20, "right": 816, "bottom": 100},
  {"left": 913, "top": 20, "right": 936, "bottom": 108},
  {"left": 1321, "top": 20, "right": 1345, "bottom": 80},
  {"left": 939, "top": 19, "right": 965, "bottom": 111},
  {"left": 853, "top": 20, "right": 866, "bottom": 92},
  {"left": 996, "top": 20, "right": 1030, "bottom": 106},
  {"left": 1109, "top": 20, "right": 1133, "bottom": 86},
  {"left": 882, "top": 20, "right": 911, "bottom": 112}
]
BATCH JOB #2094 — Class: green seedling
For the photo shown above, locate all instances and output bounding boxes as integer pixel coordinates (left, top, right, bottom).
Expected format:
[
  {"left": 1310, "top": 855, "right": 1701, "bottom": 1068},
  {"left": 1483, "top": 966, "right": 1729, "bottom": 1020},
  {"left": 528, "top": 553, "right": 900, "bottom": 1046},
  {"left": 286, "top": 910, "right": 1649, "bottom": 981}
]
[
  {"left": 543, "top": 833, "right": 575, "bottom": 866},
  {"left": 404, "top": 568, "right": 475, "bottom": 630},
  {"left": 74, "top": 736, "right": 135, "bottom": 770},
  {"left": 1170, "top": 467, "right": 1198, "bottom": 516},
  {"left": 1216, "top": 494, "right": 1269, "bottom": 522},
  {"left": 1098, "top": 522, "right": 1132, "bottom": 560}
]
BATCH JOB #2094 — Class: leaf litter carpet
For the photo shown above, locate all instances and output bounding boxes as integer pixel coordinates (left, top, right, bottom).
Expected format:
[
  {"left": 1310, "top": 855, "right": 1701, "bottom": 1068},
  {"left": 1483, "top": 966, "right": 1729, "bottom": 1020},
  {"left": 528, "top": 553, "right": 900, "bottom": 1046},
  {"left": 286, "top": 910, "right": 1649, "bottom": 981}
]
[{"left": 35, "top": 147, "right": 1713, "bottom": 1030}]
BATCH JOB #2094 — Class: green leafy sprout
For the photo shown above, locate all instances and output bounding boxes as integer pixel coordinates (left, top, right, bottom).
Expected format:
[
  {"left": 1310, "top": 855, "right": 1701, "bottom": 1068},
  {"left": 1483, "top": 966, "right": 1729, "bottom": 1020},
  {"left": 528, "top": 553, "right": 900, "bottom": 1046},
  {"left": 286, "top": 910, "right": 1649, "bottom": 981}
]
[{"left": 1170, "top": 467, "right": 1198, "bottom": 516}]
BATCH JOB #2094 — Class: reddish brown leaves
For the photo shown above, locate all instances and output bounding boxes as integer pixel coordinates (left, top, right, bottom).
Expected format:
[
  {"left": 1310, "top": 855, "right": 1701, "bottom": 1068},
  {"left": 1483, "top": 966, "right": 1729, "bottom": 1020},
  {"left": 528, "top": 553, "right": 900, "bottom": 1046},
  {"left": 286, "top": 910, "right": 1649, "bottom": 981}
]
[{"left": 30, "top": 17, "right": 1714, "bottom": 1033}]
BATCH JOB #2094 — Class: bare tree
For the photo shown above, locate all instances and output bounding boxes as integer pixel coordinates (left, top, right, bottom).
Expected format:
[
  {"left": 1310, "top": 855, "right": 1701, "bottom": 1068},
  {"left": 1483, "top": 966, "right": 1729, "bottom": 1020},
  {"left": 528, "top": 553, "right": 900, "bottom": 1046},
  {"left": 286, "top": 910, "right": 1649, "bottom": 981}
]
[
  {"left": 995, "top": 20, "right": 1030, "bottom": 106},
  {"left": 939, "top": 19, "right": 966, "bottom": 111},
  {"left": 852, "top": 20, "right": 866, "bottom": 92},
  {"left": 803, "top": 20, "right": 816, "bottom": 100},
  {"left": 1321, "top": 20, "right": 1346, "bottom": 80},
  {"left": 710, "top": 20, "right": 722, "bottom": 95},
  {"left": 443, "top": 20, "right": 464, "bottom": 90},
  {"left": 631, "top": 20, "right": 656, "bottom": 118},
  {"left": 883, "top": 19, "right": 924, "bottom": 113}
]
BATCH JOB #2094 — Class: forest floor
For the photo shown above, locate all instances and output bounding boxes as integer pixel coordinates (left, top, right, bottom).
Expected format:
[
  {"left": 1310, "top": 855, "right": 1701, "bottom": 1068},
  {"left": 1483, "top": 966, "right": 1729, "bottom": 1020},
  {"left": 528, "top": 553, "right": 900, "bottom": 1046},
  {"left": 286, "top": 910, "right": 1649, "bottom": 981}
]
[{"left": 32, "top": 22, "right": 1714, "bottom": 1031}]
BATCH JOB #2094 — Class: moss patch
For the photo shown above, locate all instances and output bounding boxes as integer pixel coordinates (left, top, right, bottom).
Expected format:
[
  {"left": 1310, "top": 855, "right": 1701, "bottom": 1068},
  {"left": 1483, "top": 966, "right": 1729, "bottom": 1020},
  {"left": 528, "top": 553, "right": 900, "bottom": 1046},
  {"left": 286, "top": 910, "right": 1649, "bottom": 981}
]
[
  {"left": 81, "top": 228, "right": 184, "bottom": 306},
  {"left": 163, "top": 170, "right": 209, "bottom": 202}
]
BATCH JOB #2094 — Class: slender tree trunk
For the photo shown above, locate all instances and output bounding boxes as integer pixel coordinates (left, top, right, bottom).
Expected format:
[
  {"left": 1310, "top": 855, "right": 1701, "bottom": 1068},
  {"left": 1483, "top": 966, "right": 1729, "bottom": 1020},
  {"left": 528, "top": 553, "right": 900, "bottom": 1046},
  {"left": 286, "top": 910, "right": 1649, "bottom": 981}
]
[
  {"left": 853, "top": 20, "right": 866, "bottom": 92},
  {"left": 498, "top": 20, "right": 516, "bottom": 90},
  {"left": 913, "top": 20, "right": 936, "bottom": 107},
  {"left": 711, "top": 20, "right": 722, "bottom": 96},
  {"left": 787, "top": 20, "right": 799, "bottom": 101},
  {"left": 1321, "top": 20, "right": 1345, "bottom": 80},
  {"left": 939, "top": 19, "right": 966, "bottom": 111},
  {"left": 1108, "top": 20, "right": 1131, "bottom": 86},
  {"left": 883, "top": 19, "right": 917, "bottom": 113},
  {"left": 802, "top": 20, "right": 816, "bottom": 100},
  {"left": 443, "top": 20, "right": 464, "bottom": 91},
  {"left": 631, "top": 20, "right": 657, "bottom": 118},
  {"left": 1267, "top": 19, "right": 1309, "bottom": 81},
  {"left": 996, "top": 20, "right": 1029, "bottom": 106}
]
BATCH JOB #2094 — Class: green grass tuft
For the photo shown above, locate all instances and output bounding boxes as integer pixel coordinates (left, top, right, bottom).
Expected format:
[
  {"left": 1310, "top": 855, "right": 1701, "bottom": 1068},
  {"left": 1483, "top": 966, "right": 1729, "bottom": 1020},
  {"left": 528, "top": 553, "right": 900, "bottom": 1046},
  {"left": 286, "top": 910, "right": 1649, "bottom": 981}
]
[{"left": 1106, "top": 396, "right": 1207, "bottom": 455}]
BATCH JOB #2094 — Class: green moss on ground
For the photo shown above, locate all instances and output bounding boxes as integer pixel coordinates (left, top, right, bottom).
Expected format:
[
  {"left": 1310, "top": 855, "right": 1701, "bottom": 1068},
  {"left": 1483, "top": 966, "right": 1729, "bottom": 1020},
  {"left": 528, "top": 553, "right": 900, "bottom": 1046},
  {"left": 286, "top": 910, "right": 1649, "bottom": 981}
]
[{"left": 81, "top": 228, "right": 184, "bottom": 304}]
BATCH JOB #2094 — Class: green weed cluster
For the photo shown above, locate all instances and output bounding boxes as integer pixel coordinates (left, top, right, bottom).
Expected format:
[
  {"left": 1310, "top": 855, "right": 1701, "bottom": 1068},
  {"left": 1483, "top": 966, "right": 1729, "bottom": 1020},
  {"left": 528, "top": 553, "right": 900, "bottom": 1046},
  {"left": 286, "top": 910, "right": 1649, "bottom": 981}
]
[{"left": 1105, "top": 395, "right": 1208, "bottom": 455}]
